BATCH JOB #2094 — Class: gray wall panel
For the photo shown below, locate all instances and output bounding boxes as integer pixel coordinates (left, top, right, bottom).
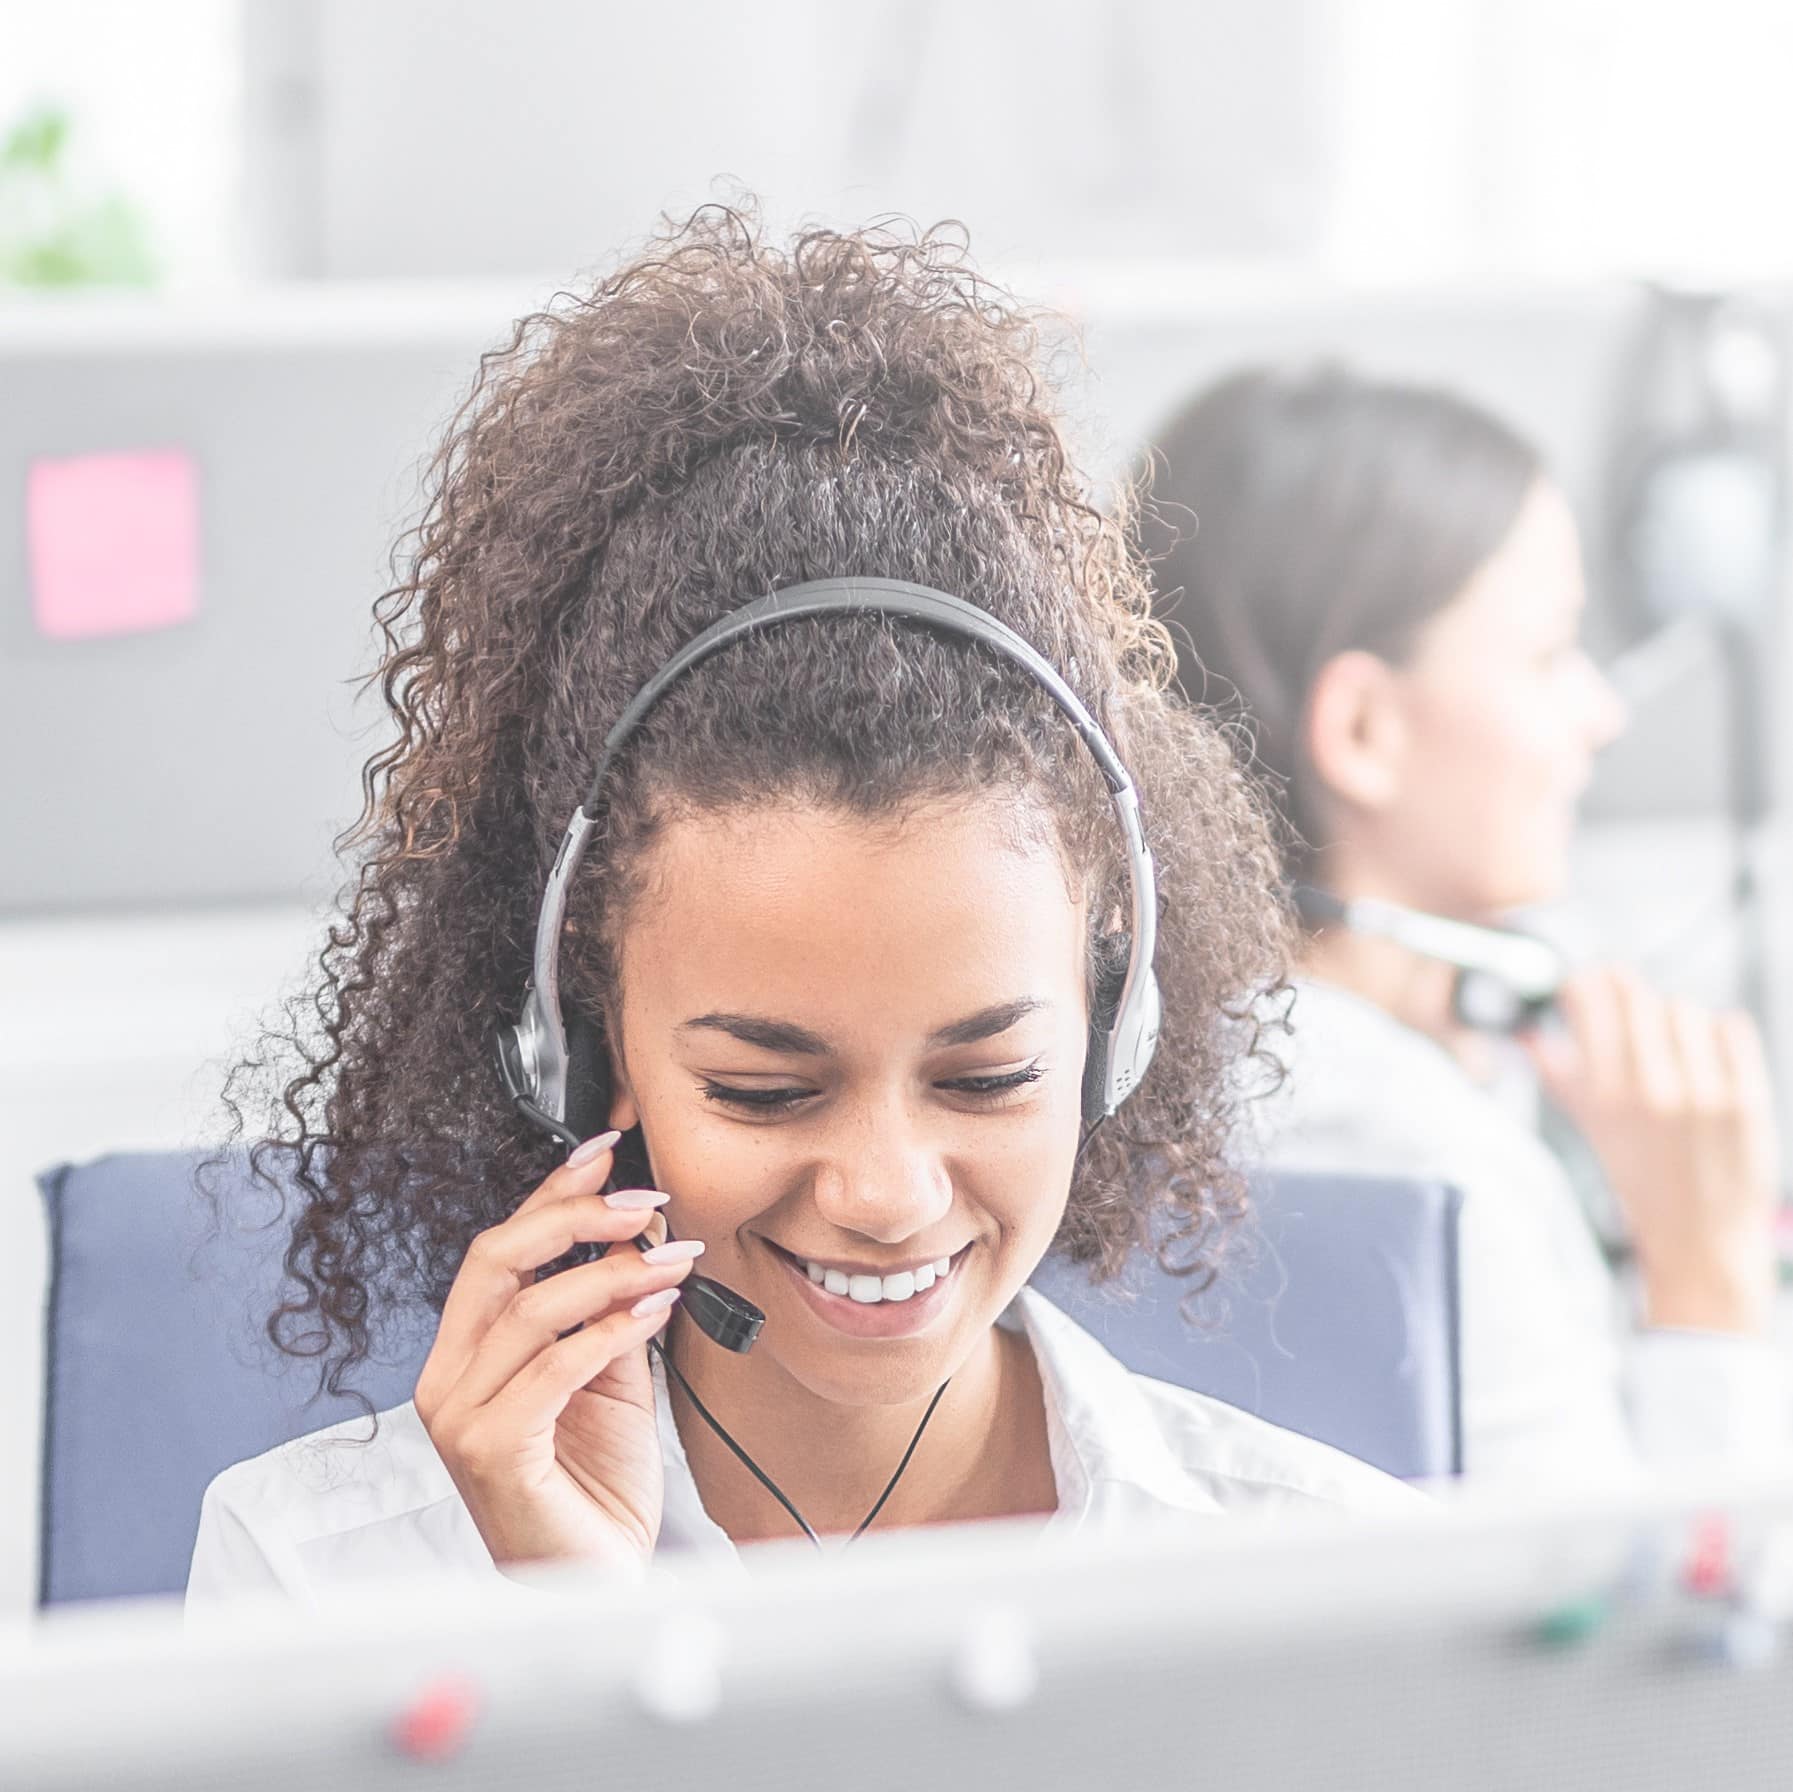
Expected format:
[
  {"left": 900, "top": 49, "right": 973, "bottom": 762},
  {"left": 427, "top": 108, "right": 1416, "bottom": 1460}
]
[{"left": 0, "top": 336, "right": 483, "bottom": 911}]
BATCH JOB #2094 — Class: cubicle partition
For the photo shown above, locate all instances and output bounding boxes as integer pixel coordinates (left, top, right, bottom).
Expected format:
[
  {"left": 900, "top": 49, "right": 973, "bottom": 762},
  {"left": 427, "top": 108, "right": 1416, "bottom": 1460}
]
[{"left": 0, "top": 275, "right": 1711, "bottom": 919}]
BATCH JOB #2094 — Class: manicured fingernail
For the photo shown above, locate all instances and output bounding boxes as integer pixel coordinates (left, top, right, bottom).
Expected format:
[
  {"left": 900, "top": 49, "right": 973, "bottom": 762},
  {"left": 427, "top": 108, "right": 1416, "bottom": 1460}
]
[
  {"left": 604, "top": 1187, "right": 671, "bottom": 1210},
  {"left": 639, "top": 1239, "right": 705, "bottom": 1265},
  {"left": 632, "top": 1287, "right": 682, "bottom": 1318},
  {"left": 567, "top": 1129, "right": 622, "bottom": 1167}
]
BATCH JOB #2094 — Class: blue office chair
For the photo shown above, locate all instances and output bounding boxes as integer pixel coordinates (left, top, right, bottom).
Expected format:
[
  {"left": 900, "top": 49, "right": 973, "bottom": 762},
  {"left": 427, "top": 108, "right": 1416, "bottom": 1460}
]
[
  {"left": 37, "top": 1151, "right": 1460, "bottom": 1606},
  {"left": 1030, "top": 1172, "right": 1463, "bottom": 1483},
  {"left": 37, "top": 1149, "right": 433, "bottom": 1607}
]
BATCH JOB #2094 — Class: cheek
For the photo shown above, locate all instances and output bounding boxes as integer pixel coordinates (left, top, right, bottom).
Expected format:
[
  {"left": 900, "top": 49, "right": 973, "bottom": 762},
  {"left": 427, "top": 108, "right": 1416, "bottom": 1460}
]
[
  {"left": 954, "top": 1042, "right": 1090, "bottom": 1272},
  {"left": 624, "top": 1065, "right": 788, "bottom": 1249},
  {"left": 1400, "top": 686, "right": 1580, "bottom": 905},
  {"left": 956, "top": 1102, "right": 1082, "bottom": 1243},
  {"left": 1409, "top": 682, "right": 1568, "bottom": 813}
]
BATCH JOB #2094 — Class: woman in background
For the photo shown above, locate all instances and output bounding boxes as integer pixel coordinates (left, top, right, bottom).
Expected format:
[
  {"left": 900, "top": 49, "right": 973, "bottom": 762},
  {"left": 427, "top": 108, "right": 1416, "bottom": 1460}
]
[{"left": 1143, "top": 366, "right": 1787, "bottom": 1482}]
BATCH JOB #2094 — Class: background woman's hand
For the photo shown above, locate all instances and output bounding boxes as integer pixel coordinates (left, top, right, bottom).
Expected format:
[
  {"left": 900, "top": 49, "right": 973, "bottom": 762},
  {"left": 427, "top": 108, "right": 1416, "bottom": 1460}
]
[
  {"left": 1523, "top": 965, "right": 1781, "bottom": 1336},
  {"left": 412, "top": 1132, "right": 702, "bottom": 1574}
]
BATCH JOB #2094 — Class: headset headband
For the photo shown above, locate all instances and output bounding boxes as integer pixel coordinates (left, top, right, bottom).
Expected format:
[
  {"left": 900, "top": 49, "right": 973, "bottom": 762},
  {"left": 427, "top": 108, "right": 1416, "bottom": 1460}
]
[{"left": 504, "top": 577, "right": 1161, "bottom": 1133}]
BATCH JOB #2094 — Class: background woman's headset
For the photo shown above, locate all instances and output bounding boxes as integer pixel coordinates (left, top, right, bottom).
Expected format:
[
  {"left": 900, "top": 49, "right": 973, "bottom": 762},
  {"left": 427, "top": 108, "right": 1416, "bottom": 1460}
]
[
  {"left": 1293, "top": 884, "right": 1565, "bottom": 1033},
  {"left": 495, "top": 577, "right": 1164, "bottom": 1355}
]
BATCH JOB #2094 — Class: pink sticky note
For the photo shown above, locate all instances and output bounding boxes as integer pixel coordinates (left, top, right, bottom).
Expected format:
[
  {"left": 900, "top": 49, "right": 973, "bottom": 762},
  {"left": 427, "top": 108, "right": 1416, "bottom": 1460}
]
[{"left": 26, "top": 449, "right": 201, "bottom": 641}]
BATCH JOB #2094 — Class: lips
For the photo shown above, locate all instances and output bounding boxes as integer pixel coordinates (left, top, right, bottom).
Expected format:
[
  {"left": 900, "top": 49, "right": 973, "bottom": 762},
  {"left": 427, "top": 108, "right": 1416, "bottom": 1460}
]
[{"left": 762, "top": 1240, "right": 970, "bottom": 1339}]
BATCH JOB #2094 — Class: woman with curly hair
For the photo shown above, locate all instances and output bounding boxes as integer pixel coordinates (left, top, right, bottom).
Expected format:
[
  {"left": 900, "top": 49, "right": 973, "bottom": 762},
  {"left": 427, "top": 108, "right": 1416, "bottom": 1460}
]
[{"left": 189, "top": 211, "right": 1408, "bottom": 1600}]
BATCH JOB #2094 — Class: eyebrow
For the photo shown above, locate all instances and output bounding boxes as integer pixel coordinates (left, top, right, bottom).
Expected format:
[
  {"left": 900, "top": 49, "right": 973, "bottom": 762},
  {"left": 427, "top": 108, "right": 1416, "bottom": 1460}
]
[
  {"left": 679, "top": 997, "right": 1048, "bottom": 1057},
  {"left": 928, "top": 997, "right": 1048, "bottom": 1048},
  {"left": 680, "top": 1013, "right": 834, "bottom": 1056}
]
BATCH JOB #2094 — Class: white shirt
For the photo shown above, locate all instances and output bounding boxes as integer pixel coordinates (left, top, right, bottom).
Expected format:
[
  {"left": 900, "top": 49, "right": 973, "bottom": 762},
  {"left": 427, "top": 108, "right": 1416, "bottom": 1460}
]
[
  {"left": 187, "top": 1286, "right": 1418, "bottom": 1605},
  {"left": 1250, "top": 978, "right": 1791, "bottom": 1484}
]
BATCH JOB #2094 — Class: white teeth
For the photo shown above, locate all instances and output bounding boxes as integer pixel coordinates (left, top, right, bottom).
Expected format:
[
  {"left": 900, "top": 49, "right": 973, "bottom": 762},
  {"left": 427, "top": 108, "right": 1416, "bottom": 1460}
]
[{"left": 801, "top": 1254, "right": 957, "bottom": 1303}]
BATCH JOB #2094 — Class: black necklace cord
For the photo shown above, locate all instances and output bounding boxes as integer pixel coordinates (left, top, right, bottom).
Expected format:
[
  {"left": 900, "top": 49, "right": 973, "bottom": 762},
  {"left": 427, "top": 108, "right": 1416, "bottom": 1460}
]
[
  {"left": 651, "top": 1338, "right": 819, "bottom": 1546},
  {"left": 650, "top": 1336, "right": 952, "bottom": 1551},
  {"left": 848, "top": 1376, "right": 953, "bottom": 1541}
]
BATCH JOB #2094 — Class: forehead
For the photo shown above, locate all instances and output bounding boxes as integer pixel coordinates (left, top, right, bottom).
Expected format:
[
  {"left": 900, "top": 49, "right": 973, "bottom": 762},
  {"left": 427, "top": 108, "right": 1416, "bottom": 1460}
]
[
  {"left": 615, "top": 800, "right": 1087, "bottom": 1031},
  {"left": 1421, "top": 478, "right": 1586, "bottom": 651}
]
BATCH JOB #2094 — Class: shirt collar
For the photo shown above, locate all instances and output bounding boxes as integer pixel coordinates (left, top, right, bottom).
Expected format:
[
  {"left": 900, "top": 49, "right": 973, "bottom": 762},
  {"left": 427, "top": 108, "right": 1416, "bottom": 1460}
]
[
  {"left": 651, "top": 1285, "right": 1226, "bottom": 1562},
  {"left": 1012, "top": 1286, "right": 1231, "bottom": 1525}
]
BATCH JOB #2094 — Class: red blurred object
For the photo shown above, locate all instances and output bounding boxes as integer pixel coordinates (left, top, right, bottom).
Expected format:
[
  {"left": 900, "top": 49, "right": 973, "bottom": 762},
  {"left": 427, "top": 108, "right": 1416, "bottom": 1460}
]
[
  {"left": 391, "top": 1676, "right": 482, "bottom": 1763},
  {"left": 1682, "top": 1512, "right": 1733, "bottom": 1599}
]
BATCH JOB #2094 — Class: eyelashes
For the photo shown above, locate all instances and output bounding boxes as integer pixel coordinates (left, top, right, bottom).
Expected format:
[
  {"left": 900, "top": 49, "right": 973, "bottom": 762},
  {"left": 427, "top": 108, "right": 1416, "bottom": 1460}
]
[{"left": 698, "top": 1061, "right": 1046, "bottom": 1115}]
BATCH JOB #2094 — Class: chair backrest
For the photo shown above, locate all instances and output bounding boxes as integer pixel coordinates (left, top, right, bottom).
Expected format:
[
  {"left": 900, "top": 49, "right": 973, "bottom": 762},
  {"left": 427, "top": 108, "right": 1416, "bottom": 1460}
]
[
  {"left": 37, "top": 1149, "right": 432, "bottom": 1606},
  {"left": 1030, "top": 1170, "right": 1463, "bottom": 1481},
  {"left": 38, "top": 1152, "right": 1459, "bottom": 1606}
]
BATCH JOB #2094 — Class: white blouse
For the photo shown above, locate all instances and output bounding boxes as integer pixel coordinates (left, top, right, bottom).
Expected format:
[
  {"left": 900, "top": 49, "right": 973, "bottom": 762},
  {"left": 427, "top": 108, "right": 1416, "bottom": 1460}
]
[
  {"left": 1251, "top": 978, "right": 1792, "bottom": 1484},
  {"left": 187, "top": 1287, "right": 1418, "bottom": 1605}
]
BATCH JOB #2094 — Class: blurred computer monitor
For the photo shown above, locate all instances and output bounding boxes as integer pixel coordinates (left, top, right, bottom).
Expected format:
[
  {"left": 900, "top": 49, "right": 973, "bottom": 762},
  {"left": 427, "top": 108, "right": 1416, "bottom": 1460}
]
[{"left": 7, "top": 1480, "right": 1793, "bottom": 1791}]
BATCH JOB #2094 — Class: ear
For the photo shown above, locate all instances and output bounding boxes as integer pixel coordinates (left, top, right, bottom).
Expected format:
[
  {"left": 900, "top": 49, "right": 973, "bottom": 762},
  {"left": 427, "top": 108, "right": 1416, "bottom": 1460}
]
[
  {"left": 1303, "top": 649, "right": 1409, "bottom": 815},
  {"left": 606, "top": 1035, "right": 641, "bottom": 1134}
]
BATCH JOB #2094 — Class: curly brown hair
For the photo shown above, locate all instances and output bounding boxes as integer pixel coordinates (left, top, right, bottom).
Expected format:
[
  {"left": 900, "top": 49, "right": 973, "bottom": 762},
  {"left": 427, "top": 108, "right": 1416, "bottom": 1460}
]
[{"left": 225, "top": 206, "right": 1293, "bottom": 1402}]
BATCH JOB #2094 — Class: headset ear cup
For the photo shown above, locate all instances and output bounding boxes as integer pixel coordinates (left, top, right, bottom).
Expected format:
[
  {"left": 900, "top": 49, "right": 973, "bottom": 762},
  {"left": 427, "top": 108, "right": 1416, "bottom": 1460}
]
[
  {"left": 1081, "top": 940, "right": 1131, "bottom": 1126},
  {"left": 562, "top": 1006, "right": 612, "bottom": 1142},
  {"left": 1080, "top": 1034, "right": 1113, "bottom": 1128}
]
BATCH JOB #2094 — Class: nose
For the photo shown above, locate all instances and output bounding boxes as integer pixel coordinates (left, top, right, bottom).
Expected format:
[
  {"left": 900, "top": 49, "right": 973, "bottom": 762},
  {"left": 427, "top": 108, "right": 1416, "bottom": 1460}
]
[
  {"left": 808, "top": 1097, "right": 954, "bottom": 1245},
  {"left": 1581, "top": 652, "right": 1629, "bottom": 751}
]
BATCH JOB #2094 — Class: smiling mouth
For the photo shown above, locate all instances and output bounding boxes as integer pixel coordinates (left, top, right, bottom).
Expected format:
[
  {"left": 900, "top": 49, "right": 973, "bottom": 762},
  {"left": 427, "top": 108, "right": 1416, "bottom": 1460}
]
[{"left": 764, "top": 1241, "right": 969, "bottom": 1306}]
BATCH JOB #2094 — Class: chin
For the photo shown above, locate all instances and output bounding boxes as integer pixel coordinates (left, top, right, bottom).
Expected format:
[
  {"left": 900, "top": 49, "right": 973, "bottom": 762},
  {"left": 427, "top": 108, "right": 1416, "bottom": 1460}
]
[
  {"left": 1461, "top": 835, "right": 1571, "bottom": 919},
  {"left": 759, "top": 1273, "right": 997, "bottom": 1409},
  {"left": 1507, "top": 851, "right": 1573, "bottom": 914},
  {"left": 765, "top": 1333, "right": 968, "bottom": 1409},
  {"left": 778, "top": 1356, "right": 961, "bottom": 1413},
  {"left": 1478, "top": 877, "right": 1562, "bottom": 919}
]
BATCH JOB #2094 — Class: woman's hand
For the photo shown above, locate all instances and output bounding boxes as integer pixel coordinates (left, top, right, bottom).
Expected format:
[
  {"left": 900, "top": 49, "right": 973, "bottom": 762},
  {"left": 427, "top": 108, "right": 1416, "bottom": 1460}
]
[
  {"left": 1523, "top": 965, "right": 1781, "bottom": 1336},
  {"left": 413, "top": 1132, "right": 703, "bottom": 1575}
]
